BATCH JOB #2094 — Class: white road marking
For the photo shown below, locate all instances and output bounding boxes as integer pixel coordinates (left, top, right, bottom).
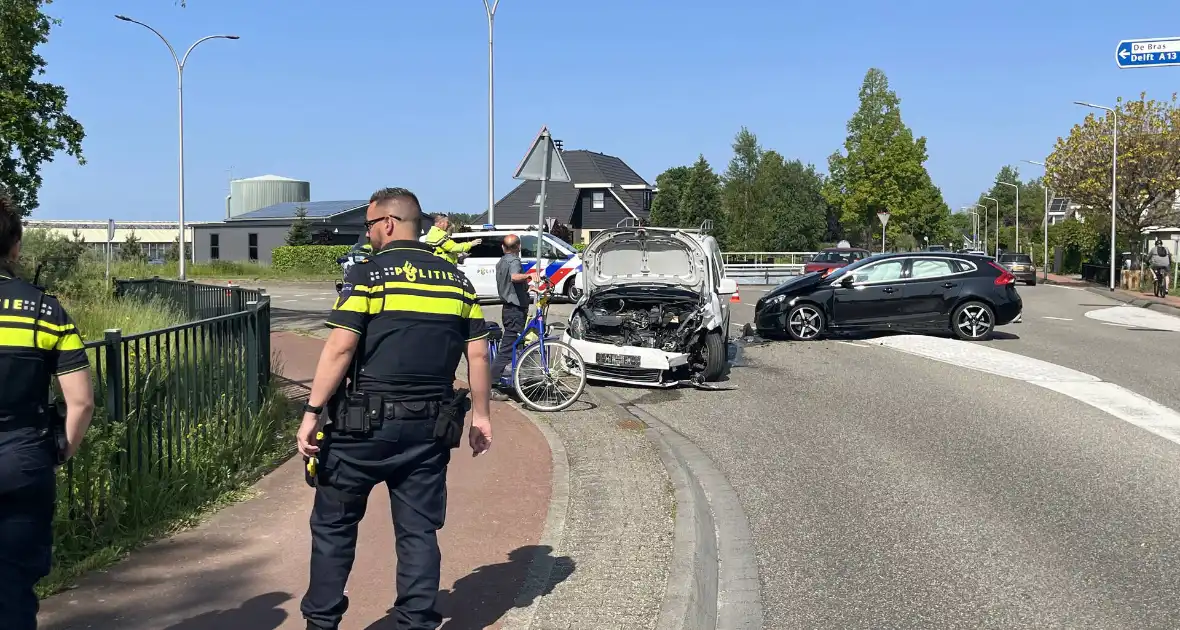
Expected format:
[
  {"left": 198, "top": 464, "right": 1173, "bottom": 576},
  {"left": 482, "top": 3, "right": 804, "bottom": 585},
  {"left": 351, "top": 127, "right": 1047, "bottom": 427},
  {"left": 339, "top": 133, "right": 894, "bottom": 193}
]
[
  {"left": 280, "top": 299, "right": 299, "bottom": 303},
  {"left": 1042, "top": 316, "right": 1073, "bottom": 321},
  {"left": 862, "top": 334, "right": 1180, "bottom": 448},
  {"left": 836, "top": 340, "right": 868, "bottom": 347},
  {"left": 1085, "top": 306, "right": 1180, "bottom": 332},
  {"left": 1044, "top": 284, "right": 1087, "bottom": 292}
]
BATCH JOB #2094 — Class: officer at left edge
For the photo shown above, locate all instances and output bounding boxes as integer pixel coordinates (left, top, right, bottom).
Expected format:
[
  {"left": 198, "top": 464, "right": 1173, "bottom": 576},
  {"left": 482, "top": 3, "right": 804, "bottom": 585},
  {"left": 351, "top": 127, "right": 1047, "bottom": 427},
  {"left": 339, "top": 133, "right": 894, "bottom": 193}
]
[{"left": 0, "top": 193, "right": 95, "bottom": 630}]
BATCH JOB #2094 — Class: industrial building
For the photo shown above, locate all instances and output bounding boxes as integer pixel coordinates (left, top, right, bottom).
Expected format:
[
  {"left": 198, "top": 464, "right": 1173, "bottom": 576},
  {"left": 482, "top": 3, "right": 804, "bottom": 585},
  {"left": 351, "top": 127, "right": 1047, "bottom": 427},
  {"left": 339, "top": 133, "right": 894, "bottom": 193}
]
[
  {"left": 21, "top": 219, "right": 205, "bottom": 261},
  {"left": 191, "top": 174, "right": 435, "bottom": 264}
]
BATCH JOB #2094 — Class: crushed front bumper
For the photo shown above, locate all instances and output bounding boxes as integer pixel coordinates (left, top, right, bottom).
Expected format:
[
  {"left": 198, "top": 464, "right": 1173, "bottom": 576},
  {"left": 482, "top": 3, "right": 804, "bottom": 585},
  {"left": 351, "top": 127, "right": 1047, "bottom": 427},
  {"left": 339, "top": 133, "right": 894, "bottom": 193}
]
[{"left": 562, "top": 334, "right": 691, "bottom": 388}]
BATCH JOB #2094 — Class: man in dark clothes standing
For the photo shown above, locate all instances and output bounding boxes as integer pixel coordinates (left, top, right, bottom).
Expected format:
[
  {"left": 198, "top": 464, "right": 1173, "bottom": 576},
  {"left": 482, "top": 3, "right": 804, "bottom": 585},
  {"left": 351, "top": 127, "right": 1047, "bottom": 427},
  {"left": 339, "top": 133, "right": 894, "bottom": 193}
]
[{"left": 490, "top": 234, "right": 537, "bottom": 400}]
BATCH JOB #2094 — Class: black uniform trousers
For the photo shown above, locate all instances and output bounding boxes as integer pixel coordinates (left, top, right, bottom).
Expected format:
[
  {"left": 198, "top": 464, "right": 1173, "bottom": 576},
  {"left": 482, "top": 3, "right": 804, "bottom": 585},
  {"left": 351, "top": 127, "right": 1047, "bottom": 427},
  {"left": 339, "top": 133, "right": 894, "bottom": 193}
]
[
  {"left": 301, "top": 404, "right": 451, "bottom": 630},
  {"left": 0, "top": 424, "right": 57, "bottom": 630},
  {"left": 490, "top": 303, "right": 528, "bottom": 385}
]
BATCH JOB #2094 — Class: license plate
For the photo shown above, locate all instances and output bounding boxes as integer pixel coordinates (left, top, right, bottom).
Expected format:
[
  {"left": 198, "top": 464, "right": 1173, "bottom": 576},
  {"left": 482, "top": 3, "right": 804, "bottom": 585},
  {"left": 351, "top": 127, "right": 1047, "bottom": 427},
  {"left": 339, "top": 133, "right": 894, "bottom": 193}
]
[
  {"left": 596, "top": 352, "right": 640, "bottom": 368},
  {"left": 1012, "top": 265, "right": 1027, "bottom": 270}
]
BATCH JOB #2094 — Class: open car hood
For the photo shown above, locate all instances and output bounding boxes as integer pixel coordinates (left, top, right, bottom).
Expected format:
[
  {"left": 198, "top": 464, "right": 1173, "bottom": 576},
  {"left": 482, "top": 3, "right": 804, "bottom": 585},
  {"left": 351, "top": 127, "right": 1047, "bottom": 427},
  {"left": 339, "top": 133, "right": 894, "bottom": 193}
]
[{"left": 581, "top": 227, "right": 706, "bottom": 294}]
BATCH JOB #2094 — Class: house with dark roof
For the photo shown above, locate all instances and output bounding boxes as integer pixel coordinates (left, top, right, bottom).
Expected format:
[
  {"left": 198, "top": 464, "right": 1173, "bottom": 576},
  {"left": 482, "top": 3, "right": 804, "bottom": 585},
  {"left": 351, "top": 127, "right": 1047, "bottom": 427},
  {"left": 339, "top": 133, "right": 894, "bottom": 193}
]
[
  {"left": 190, "top": 200, "right": 438, "bottom": 264},
  {"left": 477, "top": 148, "right": 655, "bottom": 244}
]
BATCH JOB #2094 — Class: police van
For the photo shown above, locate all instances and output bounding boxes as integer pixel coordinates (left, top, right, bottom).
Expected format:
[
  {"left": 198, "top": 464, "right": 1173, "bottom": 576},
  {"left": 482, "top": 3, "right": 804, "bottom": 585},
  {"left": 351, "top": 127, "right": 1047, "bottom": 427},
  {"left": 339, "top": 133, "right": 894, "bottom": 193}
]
[{"left": 420, "top": 226, "right": 585, "bottom": 301}]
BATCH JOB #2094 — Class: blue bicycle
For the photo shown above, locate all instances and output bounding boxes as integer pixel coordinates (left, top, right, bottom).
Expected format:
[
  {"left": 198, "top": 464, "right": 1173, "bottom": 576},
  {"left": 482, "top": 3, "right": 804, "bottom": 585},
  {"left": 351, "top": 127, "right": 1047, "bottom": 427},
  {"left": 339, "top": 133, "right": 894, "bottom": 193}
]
[{"left": 486, "top": 279, "right": 587, "bottom": 412}]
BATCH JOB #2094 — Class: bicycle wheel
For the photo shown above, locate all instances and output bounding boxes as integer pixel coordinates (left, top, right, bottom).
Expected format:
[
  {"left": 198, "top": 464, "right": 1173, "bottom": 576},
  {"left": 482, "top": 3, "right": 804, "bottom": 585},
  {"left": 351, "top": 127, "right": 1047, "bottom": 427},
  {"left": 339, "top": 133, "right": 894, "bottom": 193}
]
[{"left": 512, "top": 339, "right": 587, "bottom": 412}]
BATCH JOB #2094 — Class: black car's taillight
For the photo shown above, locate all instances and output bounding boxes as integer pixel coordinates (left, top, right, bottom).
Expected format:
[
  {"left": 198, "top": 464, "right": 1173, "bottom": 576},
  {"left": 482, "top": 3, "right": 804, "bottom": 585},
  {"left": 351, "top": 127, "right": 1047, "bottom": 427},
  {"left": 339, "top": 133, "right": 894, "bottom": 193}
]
[{"left": 988, "top": 260, "right": 1015, "bottom": 285}]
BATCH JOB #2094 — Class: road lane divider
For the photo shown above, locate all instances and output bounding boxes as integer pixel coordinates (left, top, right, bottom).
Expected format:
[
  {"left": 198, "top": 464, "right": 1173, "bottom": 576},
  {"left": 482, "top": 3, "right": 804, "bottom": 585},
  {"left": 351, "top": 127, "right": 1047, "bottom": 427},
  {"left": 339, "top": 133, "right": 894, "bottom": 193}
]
[{"left": 861, "top": 334, "right": 1180, "bottom": 448}]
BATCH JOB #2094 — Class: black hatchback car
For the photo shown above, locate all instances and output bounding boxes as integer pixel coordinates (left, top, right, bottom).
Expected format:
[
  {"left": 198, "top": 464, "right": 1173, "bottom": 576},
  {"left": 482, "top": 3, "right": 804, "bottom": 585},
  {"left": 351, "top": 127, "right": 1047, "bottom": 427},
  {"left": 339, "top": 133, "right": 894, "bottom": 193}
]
[{"left": 754, "top": 252, "right": 1022, "bottom": 341}]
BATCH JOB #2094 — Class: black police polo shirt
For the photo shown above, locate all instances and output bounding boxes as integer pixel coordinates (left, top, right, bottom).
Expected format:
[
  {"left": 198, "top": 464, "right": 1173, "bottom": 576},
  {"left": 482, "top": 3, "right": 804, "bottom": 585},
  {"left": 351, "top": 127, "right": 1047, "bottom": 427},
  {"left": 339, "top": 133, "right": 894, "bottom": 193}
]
[
  {"left": 0, "top": 272, "right": 89, "bottom": 413},
  {"left": 326, "top": 240, "right": 489, "bottom": 401}
]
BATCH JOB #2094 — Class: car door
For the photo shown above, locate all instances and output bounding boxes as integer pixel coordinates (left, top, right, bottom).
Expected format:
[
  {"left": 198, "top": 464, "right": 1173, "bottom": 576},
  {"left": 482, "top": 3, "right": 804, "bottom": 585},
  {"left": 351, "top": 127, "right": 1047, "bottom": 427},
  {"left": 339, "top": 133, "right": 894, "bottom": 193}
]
[
  {"left": 899, "top": 257, "right": 963, "bottom": 325},
  {"left": 831, "top": 258, "right": 907, "bottom": 327}
]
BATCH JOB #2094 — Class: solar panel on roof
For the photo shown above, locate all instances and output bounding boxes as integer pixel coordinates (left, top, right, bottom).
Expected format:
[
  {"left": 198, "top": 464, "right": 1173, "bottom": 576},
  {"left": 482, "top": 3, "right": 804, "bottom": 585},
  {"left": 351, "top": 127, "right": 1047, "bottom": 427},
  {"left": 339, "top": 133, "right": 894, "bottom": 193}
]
[
  {"left": 1048, "top": 197, "right": 1071, "bottom": 213},
  {"left": 231, "top": 200, "right": 368, "bottom": 220}
]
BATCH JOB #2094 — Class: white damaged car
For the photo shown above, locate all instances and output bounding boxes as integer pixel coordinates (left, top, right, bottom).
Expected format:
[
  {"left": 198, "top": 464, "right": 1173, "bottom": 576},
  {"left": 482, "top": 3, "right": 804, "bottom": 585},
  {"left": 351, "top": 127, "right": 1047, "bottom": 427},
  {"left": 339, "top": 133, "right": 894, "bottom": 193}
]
[{"left": 561, "top": 225, "right": 738, "bottom": 387}]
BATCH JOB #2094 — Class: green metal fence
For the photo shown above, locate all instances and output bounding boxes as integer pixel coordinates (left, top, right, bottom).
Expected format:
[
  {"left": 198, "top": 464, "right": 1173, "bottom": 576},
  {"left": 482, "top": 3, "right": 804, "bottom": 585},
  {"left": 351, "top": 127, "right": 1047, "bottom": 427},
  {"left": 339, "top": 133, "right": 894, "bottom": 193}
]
[
  {"left": 55, "top": 280, "right": 274, "bottom": 546},
  {"left": 115, "top": 276, "right": 265, "bottom": 321}
]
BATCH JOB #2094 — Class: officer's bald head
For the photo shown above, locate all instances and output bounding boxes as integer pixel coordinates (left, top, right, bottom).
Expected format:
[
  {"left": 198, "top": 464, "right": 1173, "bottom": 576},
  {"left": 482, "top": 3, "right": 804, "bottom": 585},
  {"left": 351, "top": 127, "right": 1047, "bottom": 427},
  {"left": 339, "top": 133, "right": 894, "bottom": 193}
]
[
  {"left": 0, "top": 191, "right": 20, "bottom": 263},
  {"left": 367, "top": 187, "right": 422, "bottom": 247},
  {"left": 502, "top": 234, "right": 520, "bottom": 253}
]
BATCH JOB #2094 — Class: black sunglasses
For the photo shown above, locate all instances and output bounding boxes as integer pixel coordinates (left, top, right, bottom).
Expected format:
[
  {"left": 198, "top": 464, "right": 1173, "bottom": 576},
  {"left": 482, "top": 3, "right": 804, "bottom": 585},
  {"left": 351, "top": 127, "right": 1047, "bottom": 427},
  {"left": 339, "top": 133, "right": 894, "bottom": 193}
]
[{"left": 364, "top": 214, "right": 409, "bottom": 230}]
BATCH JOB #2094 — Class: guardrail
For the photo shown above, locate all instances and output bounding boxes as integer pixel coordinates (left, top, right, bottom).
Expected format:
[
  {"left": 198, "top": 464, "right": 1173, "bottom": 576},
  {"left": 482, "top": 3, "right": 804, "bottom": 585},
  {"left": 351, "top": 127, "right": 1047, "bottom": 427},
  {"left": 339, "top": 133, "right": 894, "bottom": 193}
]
[
  {"left": 724, "top": 263, "right": 807, "bottom": 285},
  {"left": 722, "top": 251, "right": 817, "bottom": 265},
  {"left": 55, "top": 279, "right": 274, "bottom": 562}
]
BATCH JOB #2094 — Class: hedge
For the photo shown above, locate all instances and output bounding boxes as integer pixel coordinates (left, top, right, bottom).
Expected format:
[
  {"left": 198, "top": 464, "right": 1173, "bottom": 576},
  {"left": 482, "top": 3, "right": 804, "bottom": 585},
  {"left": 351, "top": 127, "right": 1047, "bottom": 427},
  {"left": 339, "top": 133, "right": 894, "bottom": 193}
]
[{"left": 272, "top": 245, "right": 352, "bottom": 274}]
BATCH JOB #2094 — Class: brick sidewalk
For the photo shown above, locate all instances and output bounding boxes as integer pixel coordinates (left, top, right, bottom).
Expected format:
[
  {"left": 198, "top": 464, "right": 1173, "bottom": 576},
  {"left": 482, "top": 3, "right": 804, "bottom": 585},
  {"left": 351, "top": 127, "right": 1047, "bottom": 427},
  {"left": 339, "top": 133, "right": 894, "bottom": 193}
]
[{"left": 38, "top": 331, "right": 555, "bottom": 630}]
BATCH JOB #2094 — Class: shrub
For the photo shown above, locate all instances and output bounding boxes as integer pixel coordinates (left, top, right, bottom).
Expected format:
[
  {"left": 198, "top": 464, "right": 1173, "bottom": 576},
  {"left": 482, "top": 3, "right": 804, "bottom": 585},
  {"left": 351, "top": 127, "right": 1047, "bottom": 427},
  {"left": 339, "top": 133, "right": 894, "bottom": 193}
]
[{"left": 272, "top": 245, "right": 351, "bottom": 274}]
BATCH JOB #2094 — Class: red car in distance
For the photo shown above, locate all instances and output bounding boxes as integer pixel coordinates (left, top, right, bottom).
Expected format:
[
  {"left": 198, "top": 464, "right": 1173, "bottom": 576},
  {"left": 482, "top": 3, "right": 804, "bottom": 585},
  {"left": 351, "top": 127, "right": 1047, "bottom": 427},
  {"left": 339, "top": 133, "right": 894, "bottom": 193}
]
[{"left": 803, "top": 247, "right": 871, "bottom": 276}]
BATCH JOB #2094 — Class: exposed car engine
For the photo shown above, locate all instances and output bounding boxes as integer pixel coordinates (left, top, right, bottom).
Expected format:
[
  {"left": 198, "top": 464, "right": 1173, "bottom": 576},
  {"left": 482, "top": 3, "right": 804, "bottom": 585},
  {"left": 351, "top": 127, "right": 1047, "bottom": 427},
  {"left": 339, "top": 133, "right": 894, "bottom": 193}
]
[{"left": 569, "top": 289, "right": 704, "bottom": 353}]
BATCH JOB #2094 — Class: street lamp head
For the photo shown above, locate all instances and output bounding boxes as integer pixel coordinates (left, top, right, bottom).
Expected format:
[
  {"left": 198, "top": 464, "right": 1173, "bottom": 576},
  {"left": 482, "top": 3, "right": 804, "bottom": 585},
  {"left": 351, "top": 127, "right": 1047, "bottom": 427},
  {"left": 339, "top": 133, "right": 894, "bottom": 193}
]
[
  {"left": 1023, "top": 159, "right": 1045, "bottom": 166},
  {"left": 225, "top": 35, "right": 241, "bottom": 40},
  {"left": 115, "top": 14, "right": 132, "bottom": 21}
]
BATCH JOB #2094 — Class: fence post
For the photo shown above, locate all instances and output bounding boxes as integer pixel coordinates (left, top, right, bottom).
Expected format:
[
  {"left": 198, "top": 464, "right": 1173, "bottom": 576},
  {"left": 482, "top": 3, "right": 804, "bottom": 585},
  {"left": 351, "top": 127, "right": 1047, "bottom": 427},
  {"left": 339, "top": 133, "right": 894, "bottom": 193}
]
[
  {"left": 103, "top": 329, "right": 124, "bottom": 423},
  {"left": 245, "top": 301, "right": 260, "bottom": 410},
  {"left": 186, "top": 280, "right": 196, "bottom": 319},
  {"left": 231, "top": 286, "right": 244, "bottom": 314},
  {"left": 258, "top": 292, "right": 271, "bottom": 388}
]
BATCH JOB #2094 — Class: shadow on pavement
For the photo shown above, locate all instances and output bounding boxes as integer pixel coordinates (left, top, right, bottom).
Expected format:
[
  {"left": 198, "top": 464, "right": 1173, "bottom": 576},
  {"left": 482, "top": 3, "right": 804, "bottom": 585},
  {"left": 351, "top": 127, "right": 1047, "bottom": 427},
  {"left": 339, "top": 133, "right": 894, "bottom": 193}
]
[
  {"left": 163, "top": 592, "right": 291, "bottom": 630},
  {"left": 362, "top": 545, "right": 575, "bottom": 630}
]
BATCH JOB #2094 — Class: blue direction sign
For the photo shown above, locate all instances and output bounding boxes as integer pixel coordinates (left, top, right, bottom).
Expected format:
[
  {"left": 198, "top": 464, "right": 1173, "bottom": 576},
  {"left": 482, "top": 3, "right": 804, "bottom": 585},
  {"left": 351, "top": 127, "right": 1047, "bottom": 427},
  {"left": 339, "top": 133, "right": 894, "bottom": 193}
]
[{"left": 1116, "top": 37, "right": 1180, "bottom": 68}]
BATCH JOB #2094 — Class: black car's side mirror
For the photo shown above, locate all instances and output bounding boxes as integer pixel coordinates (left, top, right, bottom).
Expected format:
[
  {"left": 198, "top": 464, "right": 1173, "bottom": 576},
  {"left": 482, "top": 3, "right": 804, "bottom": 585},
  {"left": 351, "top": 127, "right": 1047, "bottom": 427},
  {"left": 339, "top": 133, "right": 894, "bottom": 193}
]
[{"left": 840, "top": 275, "right": 855, "bottom": 288}]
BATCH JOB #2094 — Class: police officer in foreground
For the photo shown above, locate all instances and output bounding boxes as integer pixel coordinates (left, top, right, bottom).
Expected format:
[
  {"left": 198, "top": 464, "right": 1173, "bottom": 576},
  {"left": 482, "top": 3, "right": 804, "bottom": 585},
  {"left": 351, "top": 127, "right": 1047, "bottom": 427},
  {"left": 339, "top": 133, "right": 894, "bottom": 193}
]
[
  {"left": 297, "top": 187, "right": 493, "bottom": 630},
  {"left": 0, "top": 194, "right": 95, "bottom": 629}
]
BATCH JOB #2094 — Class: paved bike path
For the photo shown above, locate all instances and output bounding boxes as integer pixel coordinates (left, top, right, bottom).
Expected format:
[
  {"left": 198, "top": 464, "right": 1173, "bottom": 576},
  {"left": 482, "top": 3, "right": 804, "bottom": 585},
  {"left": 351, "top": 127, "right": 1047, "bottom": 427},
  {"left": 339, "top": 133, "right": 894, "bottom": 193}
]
[{"left": 38, "top": 332, "right": 554, "bottom": 630}]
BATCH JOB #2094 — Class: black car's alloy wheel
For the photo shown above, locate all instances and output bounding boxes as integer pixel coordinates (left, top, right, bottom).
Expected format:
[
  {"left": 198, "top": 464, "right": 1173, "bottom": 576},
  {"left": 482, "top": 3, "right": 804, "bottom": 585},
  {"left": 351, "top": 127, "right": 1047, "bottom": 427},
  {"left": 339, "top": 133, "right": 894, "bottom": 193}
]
[
  {"left": 952, "top": 301, "right": 994, "bottom": 341},
  {"left": 786, "top": 304, "right": 824, "bottom": 341}
]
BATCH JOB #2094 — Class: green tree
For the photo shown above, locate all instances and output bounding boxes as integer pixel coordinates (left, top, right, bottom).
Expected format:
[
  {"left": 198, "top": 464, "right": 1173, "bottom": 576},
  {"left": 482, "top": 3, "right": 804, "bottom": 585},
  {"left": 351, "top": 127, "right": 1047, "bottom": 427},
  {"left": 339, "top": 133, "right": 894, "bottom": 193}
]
[
  {"left": 974, "top": 165, "right": 1047, "bottom": 252},
  {"left": 1045, "top": 92, "right": 1180, "bottom": 250},
  {"left": 0, "top": 0, "right": 87, "bottom": 215},
  {"left": 286, "top": 205, "right": 313, "bottom": 245},
  {"left": 755, "top": 152, "right": 827, "bottom": 251},
  {"left": 823, "top": 68, "right": 945, "bottom": 248},
  {"left": 720, "top": 127, "right": 764, "bottom": 249},
  {"left": 677, "top": 155, "right": 724, "bottom": 240},
  {"left": 648, "top": 165, "right": 691, "bottom": 227},
  {"left": 118, "top": 230, "right": 147, "bottom": 262}
]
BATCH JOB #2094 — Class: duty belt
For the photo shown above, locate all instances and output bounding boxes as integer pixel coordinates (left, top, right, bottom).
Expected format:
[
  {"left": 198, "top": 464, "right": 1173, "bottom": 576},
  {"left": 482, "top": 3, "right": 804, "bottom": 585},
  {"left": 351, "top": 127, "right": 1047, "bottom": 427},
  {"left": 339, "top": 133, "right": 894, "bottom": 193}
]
[{"left": 332, "top": 391, "right": 445, "bottom": 434}]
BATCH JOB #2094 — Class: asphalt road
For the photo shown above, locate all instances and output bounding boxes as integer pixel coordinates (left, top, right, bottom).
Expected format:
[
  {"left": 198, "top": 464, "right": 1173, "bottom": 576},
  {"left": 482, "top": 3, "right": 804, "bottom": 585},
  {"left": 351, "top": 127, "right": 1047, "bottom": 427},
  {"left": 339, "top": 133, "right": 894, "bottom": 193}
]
[{"left": 266, "top": 279, "right": 1180, "bottom": 628}]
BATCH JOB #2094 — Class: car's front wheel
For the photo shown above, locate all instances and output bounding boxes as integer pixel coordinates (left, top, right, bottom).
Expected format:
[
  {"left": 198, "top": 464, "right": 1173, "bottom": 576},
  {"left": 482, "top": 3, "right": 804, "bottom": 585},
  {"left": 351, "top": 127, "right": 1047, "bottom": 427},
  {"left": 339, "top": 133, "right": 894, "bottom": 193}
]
[
  {"left": 699, "top": 330, "right": 727, "bottom": 381},
  {"left": 564, "top": 275, "right": 583, "bottom": 301},
  {"left": 952, "top": 301, "right": 995, "bottom": 341},
  {"left": 785, "top": 303, "right": 825, "bottom": 341}
]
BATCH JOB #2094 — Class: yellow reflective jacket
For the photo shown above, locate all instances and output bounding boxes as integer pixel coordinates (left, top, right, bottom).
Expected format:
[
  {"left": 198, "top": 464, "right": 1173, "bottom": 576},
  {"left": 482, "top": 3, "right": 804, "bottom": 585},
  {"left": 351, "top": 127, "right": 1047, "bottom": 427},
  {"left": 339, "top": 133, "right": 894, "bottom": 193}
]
[{"left": 424, "top": 226, "right": 474, "bottom": 264}]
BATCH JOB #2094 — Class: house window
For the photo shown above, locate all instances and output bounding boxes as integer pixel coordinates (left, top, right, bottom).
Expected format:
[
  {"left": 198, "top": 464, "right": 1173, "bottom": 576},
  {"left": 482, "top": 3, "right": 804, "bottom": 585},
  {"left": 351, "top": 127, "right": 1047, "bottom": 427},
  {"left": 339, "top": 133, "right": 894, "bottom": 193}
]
[
  {"left": 248, "top": 233, "right": 259, "bottom": 261},
  {"left": 210, "top": 233, "right": 220, "bottom": 260},
  {"left": 592, "top": 191, "right": 605, "bottom": 210},
  {"left": 532, "top": 192, "right": 547, "bottom": 206},
  {"left": 642, "top": 190, "right": 652, "bottom": 211}
]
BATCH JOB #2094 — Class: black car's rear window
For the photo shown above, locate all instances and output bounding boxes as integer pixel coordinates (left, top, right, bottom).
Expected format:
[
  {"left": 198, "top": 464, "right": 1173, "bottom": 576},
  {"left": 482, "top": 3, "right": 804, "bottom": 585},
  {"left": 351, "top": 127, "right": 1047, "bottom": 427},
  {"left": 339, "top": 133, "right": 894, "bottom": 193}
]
[{"left": 999, "top": 254, "right": 1032, "bottom": 263}]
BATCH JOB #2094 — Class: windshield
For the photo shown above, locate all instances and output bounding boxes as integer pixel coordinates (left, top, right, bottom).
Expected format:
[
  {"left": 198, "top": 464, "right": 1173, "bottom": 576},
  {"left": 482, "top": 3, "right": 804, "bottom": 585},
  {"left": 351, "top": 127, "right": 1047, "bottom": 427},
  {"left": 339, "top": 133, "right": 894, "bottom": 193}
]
[
  {"left": 824, "top": 253, "right": 886, "bottom": 280},
  {"left": 812, "top": 250, "right": 867, "bottom": 264},
  {"left": 998, "top": 253, "right": 1032, "bottom": 263},
  {"left": 545, "top": 233, "right": 577, "bottom": 254}
]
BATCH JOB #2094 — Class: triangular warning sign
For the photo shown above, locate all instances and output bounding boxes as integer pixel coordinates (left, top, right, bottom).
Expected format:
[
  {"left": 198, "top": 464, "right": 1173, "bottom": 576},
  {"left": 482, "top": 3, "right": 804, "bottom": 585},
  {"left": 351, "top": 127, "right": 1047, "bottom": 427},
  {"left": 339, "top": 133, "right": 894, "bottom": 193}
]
[{"left": 512, "top": 126, "right": 571, "bottom": 183}]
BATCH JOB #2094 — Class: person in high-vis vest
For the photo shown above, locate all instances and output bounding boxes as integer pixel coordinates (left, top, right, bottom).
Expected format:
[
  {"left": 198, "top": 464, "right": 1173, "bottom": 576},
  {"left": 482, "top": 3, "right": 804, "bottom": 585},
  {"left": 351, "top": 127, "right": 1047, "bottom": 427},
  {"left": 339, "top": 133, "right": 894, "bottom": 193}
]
[
  {"left": 0, "top": 193, "right": 95, "bottom": 629},
  {"left": 424, "top": 215, "right": 479, "bottom": 265}
]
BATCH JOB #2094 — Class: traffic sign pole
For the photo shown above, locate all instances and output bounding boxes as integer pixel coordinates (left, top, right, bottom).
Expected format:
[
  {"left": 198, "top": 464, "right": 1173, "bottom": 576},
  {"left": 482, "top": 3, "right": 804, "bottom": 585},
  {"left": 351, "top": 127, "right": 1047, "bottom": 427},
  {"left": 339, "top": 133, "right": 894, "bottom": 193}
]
[
  {"left": 1116, "top": 37, "right": 1180, "bottom": 69},
  {"left": 877, "top": 211, "right": 890, "bottom": 253}
]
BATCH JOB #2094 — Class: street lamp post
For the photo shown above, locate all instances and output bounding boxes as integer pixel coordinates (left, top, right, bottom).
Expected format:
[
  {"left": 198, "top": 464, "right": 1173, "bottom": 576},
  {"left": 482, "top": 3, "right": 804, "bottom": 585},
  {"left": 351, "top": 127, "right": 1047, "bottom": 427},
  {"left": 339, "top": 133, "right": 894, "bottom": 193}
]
[
  {"left": 1074, "top": 101, "right": 1119, "bottom": 290},
  {"left": 1023, "top": 159, "right": 1049, "bottom": 280},
  {"left": 963, "top": 207, "right": 979, "bottom": 248},
  {"left": 116, "top": 15, "right": 238, "bottom": 281},
  {"left": 974, "top": 203, "right": 988, "bottom": 252},
  {"left": 997, "top": 181, "right": 1019, "bottom": 253},
  {"left": 482, "top": 0, "right": 501, "bottom": 225},
  {"left": 982, "top": 197, "right": 999, "bottom": 257}
]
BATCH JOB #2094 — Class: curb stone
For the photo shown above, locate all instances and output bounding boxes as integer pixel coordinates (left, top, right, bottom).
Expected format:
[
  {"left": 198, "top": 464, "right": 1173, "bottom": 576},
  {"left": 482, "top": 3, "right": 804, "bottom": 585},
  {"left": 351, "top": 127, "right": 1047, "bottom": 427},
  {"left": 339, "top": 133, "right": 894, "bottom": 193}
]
[
  {"left": 598, "top": 388, "right": 764, "bottom": 630},
  {"left": 498, "top": 402, "right": 572, "bottom": 629}
]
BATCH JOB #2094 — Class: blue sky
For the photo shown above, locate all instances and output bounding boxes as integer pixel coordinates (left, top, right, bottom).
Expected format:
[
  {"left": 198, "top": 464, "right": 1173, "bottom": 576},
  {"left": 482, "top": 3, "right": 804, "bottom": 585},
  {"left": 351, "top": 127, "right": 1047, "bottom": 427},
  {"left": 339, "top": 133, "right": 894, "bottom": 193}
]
[{"left": 32, "top": 0, "right": 1180, "bottom": 223}]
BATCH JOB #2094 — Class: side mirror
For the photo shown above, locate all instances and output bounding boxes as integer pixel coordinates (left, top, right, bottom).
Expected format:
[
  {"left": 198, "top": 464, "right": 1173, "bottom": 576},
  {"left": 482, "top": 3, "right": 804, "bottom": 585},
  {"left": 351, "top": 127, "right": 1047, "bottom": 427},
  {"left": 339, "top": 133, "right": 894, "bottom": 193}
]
[
  {"left": 718, "top": 277, "right": 738, "bottom": 294},
  {"left": 840, "top": 275, "right": 855, "bottom": 288}
]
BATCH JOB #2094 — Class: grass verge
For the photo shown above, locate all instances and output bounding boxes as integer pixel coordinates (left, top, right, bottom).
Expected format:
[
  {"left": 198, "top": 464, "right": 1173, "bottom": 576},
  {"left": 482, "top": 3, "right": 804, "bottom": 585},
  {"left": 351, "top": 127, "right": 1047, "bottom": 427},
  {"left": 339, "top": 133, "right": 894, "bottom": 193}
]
[{"left": 114, "top": 259, "right": 338, "bottom": 283}]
